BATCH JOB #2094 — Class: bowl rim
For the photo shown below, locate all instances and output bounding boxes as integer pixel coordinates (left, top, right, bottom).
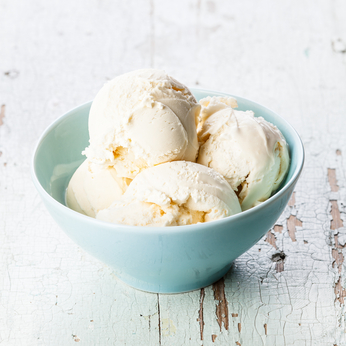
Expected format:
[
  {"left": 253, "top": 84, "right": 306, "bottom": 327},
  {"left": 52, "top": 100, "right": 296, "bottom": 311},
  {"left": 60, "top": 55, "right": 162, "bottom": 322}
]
[{"left": 31, "top": 88, "right": 305, "bottom": 234}]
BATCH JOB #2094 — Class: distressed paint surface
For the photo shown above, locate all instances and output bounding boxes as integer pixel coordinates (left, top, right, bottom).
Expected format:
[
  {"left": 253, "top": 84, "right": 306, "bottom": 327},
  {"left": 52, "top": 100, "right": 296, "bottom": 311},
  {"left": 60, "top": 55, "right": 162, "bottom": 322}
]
[{"left": 1, "top": 0, "right": 346, "bottom": 345}]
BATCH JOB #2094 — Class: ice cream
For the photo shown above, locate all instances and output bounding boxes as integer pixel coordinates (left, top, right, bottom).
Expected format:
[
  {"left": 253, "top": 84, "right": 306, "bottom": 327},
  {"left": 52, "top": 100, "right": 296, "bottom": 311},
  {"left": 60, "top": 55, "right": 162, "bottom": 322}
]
[
  {"left": 83, "top": 69, "right": 201, "bottom": 179},
  {"left": 66, "top": 160, "right": 131, "bottom": 217},
  {"left": 197, "top": 97, "right": 289, "bottom": 211},
  {"left": 96, "top": 161, "right": 242, "bottom": 226},
  {"left": 66, "top": 69, "right": 290, "bottom": 225},
  {"left": 197, "top": 95, "right": 238, "bottom": 131}
]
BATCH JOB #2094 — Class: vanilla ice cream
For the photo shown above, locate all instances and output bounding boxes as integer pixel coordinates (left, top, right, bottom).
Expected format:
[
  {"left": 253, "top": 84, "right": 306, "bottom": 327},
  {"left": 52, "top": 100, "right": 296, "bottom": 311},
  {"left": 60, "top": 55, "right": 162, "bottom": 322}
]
[
  {"left": 83, "top": 69, "right": 200, "bottom": 179},
  {"left": 197, "top": 95, "right": 238, "bottom": 131},
  {"left": 66, "top": 160, "right": 131, "bottom": 217},
  {"left": 96, "top": 161, "right": 241, "bottom": 226},
  {"left": 197, "top": 97, "right": 289, "bottom": 211}
]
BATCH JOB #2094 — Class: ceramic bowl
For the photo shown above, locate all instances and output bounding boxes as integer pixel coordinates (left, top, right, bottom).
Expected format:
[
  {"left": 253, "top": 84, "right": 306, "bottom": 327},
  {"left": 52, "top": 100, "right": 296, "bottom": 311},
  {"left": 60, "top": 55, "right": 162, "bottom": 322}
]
[{"left": 31, "top": 89, "right": 304, "bottom": 293}]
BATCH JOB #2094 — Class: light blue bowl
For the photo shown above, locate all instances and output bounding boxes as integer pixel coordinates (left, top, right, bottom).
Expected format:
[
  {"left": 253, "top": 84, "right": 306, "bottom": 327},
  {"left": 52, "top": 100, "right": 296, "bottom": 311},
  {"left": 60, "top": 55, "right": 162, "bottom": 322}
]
[{"left": 31, "top": 89, "right": 304, "bottom": 293}]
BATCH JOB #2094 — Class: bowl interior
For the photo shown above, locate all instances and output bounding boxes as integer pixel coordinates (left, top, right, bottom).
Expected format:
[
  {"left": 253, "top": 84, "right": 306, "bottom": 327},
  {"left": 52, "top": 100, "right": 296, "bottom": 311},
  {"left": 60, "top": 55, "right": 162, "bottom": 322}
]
[
  {"left": 33, "top": 89, "right": 303, "bottom": 207},
  {"left": 34, "top": 103, "right": 90, "bottom": 205}
]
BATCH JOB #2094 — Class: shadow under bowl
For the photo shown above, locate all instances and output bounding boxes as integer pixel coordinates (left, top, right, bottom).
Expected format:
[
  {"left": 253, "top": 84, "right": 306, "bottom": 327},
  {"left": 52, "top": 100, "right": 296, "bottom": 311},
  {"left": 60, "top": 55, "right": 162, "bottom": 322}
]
[{"left": 31, "top": 89, "right": 304, "bottom": 293}]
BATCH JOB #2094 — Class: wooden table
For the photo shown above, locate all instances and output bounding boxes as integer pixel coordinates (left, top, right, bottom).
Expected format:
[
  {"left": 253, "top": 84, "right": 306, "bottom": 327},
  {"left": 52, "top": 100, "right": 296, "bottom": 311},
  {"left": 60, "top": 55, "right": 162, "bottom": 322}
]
[{"left": 1, "top": 1, "right": 346, "bottom": 345}]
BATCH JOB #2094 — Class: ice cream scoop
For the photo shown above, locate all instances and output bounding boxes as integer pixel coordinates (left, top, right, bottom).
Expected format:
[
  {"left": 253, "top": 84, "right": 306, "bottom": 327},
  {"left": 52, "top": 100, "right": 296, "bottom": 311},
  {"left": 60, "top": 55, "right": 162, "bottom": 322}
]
[
  {"left": 96, "top": 161, "right": 241, "bottom": 226},
  {"left": 83, "top": 69, "right": 200, "bottom": 179},
  {"left": 66, "top": 160, "right": 131, "bottom": 217},
  {"left": 197, "top": 95, "right": 238, "bottom": 131},
  {"left": 197, "top": 97, "right": 289, "bottom": 211}
]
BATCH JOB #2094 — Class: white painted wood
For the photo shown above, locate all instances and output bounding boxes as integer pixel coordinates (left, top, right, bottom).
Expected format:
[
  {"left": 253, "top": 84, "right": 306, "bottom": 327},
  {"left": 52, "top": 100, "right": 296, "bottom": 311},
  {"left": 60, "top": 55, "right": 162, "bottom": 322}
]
[{"left": 1, "top": 0, "right": 346, "bottom": 345}]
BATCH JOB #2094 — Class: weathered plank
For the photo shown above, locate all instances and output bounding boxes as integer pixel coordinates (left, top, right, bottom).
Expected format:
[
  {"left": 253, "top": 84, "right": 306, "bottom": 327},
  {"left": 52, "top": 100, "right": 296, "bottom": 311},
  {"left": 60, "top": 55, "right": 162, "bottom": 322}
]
[{"left": 1, "top": 0, "right": 346, "bottom": 345}]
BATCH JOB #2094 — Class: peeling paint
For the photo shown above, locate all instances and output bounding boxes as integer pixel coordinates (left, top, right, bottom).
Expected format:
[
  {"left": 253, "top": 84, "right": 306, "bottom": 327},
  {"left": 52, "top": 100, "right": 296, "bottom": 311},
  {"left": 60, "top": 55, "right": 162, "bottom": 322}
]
[
  {"left": 332, "top": 249, "right": 344, "bottom": 273},
  {"left": 330, "top": 201, "right": 344, "bottom": 230},
  {"left": 276, "top": 262, "right": 284, "bottom": 273},
  {"left": 331, "top": 215, "right": 345, "bottom": 305},
  {"left": 334, "top": 277, "right": 346, "bottom": 305},
  {"left": 274, "top": 225, "right": 283, "bottom": 233},
  {"left": 288, "top": 192, "right": 296, "bottom": 207},
  {"left": 265, "top": 231, "right": 277, "bottom": 249},
  {"left": 198, "top": 288, "right": 205, "bottom": 341},
  {"left": 287, "top": 215, "right": 302, "bottom": 242},
  {"left": 334, "top": 234, "right": 345, "bottom": 249},
  {"left": 328, "top": 169, "right": 339, "bottom": 192},
  {"left": 328, "top": 164, "right": 346, "bottom": 307},
  {"left": 212, "top": 278, "right": 229, "bottom": 331},
  {"left": 2, "top": 1, "right": 346, "bottom": 345}
]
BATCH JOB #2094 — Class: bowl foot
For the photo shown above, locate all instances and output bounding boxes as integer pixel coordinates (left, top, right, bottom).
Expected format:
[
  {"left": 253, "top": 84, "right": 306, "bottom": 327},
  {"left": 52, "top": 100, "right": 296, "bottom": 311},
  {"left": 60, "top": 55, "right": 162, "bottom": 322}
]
[{"left": 113, "top": 263, "right": 233, "bottom": 294}]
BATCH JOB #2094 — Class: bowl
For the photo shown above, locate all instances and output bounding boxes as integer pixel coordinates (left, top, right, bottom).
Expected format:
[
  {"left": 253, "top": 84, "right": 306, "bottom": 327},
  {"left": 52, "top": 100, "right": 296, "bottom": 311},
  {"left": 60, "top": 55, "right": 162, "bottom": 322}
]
[{"left": 31, "top": 89, "right": 304, "bottom": 294}]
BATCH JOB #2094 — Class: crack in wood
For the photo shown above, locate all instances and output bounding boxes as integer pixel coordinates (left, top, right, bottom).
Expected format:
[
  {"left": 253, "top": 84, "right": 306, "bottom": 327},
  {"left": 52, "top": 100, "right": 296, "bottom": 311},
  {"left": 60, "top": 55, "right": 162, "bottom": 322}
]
[
  {"left": 0, "top": 104, "right": 5, "bottom": 127},
  {"left": 287, "top": 215, "right": 302, "bottom": 242},
  {"left": 212, "top": 277, "right": 229, "bottom": 331},
  {"left": 236, "top": 342, "right": 241, "bottom": 346},
  {"left": 328, "top": 169, "right": 339, "bottom": 192},
  {"left": 288, "top": 192, "right": 296, "bottom": 207},
  {"left": 157, "top": 294, "right": 161, "bottom": 345},
  {"left": 198, "top": 288, "right": 205, "bottom": 341},
  {"left": 231, "top": 313, "right": 238, "bottom": 317},
  {"left": 211, "top": 334, "right": 217, "bottom": 342},
  {"left": 264, "top": 323, "right": 267, "bottom": 335},
  {"left": 238, "top": 323, "right": 241, "bottom": 333}
]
